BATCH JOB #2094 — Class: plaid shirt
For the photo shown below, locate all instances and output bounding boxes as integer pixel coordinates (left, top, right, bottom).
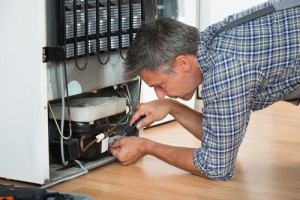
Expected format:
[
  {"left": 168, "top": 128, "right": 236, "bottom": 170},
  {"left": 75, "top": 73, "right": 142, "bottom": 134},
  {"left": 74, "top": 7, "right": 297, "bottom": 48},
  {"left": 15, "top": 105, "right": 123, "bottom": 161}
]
[{"left": 194, "top": 0, "right": 300, "bottom": 180}]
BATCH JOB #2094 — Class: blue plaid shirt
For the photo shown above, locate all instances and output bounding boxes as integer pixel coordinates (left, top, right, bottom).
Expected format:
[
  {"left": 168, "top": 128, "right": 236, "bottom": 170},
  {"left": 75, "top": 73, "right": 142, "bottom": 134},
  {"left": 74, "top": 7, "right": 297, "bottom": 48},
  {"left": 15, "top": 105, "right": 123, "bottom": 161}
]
[{"left": 193, "top": 0, "right": 300, "bottom": 180}]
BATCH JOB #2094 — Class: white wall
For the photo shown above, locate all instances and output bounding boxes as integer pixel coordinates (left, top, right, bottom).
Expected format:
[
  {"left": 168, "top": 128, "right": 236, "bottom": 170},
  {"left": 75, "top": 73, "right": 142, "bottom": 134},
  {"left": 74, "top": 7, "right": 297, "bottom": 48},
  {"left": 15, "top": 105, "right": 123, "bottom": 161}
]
[{"left": 199, "top": 0, "right": 267, "bottom": 31}]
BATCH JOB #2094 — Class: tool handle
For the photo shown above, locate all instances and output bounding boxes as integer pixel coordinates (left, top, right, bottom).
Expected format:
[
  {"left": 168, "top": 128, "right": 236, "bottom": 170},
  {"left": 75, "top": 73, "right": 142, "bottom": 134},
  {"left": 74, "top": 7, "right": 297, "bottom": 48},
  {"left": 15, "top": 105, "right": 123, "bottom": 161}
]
[
  {"left": 132, "top": 115, "right": 146, "bottom": 127},
  {"left": 125, "top": 115, "right": 146, "bottom": 134}
]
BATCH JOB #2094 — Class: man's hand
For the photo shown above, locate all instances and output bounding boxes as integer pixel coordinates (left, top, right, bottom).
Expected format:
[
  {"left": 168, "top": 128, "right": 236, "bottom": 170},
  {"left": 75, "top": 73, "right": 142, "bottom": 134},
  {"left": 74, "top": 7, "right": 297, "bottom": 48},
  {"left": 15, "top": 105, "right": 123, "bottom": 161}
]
[
  {"left": 130, "top": 99, "right": 176, "bottom": 129},
  {"left": 109, "top": 135, "right": 204, "bottom": 177},
  {"left": 130, "top": 98, "right": 203, "bottom": 140},
  {"left": 109, "top": 136, "right": 148, "bottom": 165}
]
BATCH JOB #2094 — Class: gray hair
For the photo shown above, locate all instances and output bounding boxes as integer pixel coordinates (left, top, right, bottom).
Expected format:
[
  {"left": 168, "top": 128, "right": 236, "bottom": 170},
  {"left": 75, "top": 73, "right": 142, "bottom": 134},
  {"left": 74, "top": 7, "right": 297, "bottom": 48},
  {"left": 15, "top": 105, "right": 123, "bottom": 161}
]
[{"left": 123, "top": 17, "right": 199, "bottom": 80}]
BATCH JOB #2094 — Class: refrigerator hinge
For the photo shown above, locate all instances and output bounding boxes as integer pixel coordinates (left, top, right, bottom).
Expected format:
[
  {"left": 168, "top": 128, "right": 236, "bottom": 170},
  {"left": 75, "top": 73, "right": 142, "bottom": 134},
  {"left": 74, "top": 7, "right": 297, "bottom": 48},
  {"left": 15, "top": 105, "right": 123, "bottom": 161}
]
[{"left": 42, "top": 46, "right": 65, "bottom": 63}]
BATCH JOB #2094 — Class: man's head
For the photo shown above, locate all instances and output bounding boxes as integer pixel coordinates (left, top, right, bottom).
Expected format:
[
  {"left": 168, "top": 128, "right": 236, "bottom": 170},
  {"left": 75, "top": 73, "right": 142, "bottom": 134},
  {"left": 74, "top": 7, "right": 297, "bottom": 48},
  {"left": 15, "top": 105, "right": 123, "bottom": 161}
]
[{"left": 124, "top": 17, "right": 202, "bottom": 100}]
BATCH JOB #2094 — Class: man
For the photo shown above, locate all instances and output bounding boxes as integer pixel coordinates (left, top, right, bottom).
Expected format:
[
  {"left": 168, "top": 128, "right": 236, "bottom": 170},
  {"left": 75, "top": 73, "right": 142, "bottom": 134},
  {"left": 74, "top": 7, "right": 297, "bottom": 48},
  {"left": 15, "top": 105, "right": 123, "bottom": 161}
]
[{"left": 110, "top": 0, "right": 300, "bottom": 180}]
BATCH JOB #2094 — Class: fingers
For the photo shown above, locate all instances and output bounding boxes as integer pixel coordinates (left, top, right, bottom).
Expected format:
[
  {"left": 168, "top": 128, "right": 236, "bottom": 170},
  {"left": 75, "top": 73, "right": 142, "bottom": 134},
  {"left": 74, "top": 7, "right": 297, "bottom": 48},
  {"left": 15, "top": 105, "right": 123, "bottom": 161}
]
[
  {"left": 130, "top": 111, "right": 145, "bottom": 126},
  {"left": 109, "top": 139, "right": 122, "bottom": 160},
  {"left": 131, "top": 99, "right": 172, "bottom": 128},
  {"left": 109, "top": 137, "right": 145, "bottom": 166},
  {"left": 109, "top": 138, "right": 126, "bottom": 160},
  {"left": 109, "top": 138, "right": 121, "bottom": 148},
  {"left": 110, "top": 146, "right": 119, "bottom": 157},
  {"left": 130, "top": 103, "right": 154, "bottom": 129}
]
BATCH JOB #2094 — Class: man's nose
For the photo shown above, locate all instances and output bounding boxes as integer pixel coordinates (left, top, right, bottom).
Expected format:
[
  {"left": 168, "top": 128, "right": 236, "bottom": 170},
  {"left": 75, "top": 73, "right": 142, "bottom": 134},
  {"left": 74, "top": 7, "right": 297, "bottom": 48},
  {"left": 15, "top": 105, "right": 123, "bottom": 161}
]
[{"left": 154, "top": 87, "right": 166, "bottom": 99}]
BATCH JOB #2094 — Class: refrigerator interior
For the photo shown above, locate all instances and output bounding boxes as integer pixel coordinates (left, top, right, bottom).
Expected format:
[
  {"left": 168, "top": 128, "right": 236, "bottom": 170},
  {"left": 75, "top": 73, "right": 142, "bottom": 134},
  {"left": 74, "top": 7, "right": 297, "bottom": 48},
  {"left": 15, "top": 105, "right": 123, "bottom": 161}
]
[{"left": 45, "top": 0, "right": 147, "bottom": 187}]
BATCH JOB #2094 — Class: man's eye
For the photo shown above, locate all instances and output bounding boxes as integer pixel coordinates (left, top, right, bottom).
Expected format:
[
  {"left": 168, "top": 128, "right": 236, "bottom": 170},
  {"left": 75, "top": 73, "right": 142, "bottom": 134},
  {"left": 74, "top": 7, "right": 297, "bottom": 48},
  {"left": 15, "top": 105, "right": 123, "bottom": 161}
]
[{"left": 156, "top": 85, "right": 163, "bottom": 89}]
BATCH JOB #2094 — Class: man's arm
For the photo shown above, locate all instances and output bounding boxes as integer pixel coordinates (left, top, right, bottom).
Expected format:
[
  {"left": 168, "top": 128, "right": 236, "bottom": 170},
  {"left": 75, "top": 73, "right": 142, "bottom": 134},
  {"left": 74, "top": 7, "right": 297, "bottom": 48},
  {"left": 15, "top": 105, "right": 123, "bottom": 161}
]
[
  {"left": 131, "top": 99, "right": 204, "bottom": 140},
  {"left": 109, "top": 136, "right": 206, "bottom": 177}
]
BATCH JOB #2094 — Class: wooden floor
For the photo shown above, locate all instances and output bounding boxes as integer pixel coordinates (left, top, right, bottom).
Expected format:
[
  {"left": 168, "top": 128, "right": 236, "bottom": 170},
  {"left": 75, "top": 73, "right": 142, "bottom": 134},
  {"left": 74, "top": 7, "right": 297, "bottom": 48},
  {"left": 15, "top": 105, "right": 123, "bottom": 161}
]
[{"left": 1, "top": 101, "right": 300, "bottom": 200}]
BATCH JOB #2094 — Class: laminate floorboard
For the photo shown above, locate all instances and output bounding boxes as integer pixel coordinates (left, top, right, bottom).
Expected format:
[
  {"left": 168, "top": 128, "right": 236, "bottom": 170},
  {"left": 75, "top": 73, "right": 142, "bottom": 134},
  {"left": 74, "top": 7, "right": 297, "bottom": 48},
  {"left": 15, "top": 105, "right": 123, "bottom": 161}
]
[{"left": 1, "top": 101, "right": 299, "bottom": 200}]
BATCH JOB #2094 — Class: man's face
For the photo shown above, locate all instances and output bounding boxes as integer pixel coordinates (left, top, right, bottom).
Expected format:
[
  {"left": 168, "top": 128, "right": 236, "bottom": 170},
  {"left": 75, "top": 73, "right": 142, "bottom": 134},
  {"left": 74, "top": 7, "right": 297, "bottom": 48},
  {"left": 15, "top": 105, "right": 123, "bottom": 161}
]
[{"left": 139, "top": 68, "right": 199, "bottom": 101}]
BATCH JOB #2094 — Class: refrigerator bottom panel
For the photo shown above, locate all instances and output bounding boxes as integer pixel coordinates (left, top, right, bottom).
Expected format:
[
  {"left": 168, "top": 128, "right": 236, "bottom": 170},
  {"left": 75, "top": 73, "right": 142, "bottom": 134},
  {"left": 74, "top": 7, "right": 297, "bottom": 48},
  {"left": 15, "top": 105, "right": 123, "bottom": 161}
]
[{"left": 44, "top": 156, "right": 116, "bottom": 188}]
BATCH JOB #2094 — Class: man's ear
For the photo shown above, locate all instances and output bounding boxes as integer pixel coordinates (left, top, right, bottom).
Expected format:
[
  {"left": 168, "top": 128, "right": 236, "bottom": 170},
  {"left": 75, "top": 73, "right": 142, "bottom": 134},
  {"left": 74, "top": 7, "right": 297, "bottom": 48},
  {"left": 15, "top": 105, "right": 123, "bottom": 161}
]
[{"left": 174, "top": 55, "right": 191, "bottom": 73}]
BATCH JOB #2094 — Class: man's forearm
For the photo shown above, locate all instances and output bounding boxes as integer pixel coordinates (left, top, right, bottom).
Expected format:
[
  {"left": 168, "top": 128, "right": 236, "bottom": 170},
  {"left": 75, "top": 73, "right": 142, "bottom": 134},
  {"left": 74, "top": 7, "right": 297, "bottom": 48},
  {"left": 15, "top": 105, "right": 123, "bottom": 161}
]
[
  {"left": 168, "top": 99, "right": 203, "bottom": 140},
  {"left": 142, "top": 138, "right": 205, "bottom": 177}
]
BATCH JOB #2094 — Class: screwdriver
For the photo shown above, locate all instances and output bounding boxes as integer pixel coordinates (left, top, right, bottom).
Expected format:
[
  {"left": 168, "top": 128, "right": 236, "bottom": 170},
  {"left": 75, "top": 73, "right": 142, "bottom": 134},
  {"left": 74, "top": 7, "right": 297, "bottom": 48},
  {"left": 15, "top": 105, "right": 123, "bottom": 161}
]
[{"left": 121, "top": 115, "right": 146, "bottom": 137}]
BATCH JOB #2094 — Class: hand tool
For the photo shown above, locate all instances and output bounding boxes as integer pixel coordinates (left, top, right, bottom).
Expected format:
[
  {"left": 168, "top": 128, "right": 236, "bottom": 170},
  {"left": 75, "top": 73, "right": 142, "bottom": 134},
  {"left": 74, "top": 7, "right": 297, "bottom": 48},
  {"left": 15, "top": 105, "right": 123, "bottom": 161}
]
[{"left": 120, "top": 115, "right": 146, "bottom": 137}]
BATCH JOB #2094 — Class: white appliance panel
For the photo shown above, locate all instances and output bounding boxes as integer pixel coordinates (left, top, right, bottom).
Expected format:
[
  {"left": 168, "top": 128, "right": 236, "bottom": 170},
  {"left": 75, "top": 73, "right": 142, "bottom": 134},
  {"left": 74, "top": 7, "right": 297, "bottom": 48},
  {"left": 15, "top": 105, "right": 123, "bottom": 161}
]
[{"left": 0, "top": 0, "right": 49, "bottom": 184}]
